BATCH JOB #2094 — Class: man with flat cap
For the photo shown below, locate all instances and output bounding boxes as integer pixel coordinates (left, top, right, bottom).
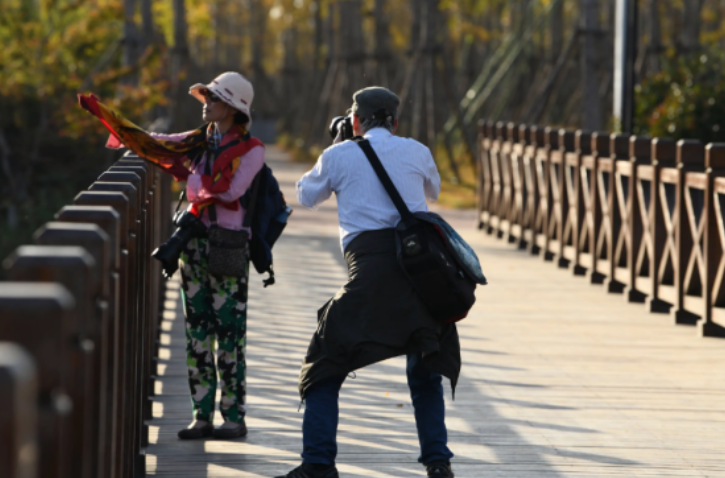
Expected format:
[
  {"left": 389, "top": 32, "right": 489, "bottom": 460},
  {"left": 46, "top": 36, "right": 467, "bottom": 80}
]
[{"left": 276, "top": 87, "right": 459, "bottom": 478}]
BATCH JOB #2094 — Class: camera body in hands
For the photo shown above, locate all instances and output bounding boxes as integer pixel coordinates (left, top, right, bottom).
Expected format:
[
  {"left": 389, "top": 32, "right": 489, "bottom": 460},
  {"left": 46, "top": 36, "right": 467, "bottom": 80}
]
[
  {"left": 152, "top": 210, "right": 208, "bottom": 279},
  {"left": 329, "top": 116, "right": 354, "bottom": 142}
]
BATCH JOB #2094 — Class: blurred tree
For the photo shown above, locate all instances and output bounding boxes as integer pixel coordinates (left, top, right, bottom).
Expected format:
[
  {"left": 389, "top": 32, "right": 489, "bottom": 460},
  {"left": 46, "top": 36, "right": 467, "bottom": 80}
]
[
  {"left": 581, "top": 0, "right": 601, "bottom": 131},
  {"left": 681, "top": 0, "right": 705, "bottom": 52},
  {"left": 634, "top": 49, "right": 725, "bottom": 143},
  {"left": 0, "top": 0, "right": 168, "bottom": 261}
]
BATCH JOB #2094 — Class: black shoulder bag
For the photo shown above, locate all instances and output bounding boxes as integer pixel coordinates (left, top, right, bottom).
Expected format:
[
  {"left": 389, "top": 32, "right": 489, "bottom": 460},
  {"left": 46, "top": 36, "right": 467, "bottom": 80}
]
[
  {"left": 206, "top": 173, "right": 262, "bottom": 277},
  {"left": 354, "top": 138, "right": 477, "bottom": 323}
]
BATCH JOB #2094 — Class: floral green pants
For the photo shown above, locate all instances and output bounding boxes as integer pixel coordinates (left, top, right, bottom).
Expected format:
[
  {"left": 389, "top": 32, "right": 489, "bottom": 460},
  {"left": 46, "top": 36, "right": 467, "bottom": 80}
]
[{"left": 179, "top": 237, "right": 248, "bottom": 423}]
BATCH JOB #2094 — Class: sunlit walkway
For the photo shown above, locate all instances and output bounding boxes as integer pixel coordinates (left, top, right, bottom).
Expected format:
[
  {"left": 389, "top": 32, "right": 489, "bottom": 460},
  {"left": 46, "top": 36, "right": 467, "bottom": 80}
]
[{"left": 147, "top": 147, "right": 725, "bottom": 477}]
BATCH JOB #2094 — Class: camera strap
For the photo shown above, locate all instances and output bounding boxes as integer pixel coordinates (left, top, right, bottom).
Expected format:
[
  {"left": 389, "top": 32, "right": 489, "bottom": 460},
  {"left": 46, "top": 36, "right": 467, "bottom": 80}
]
[
  {"left": 206, "top": 169, "right": 262, "bottom": 228},
  {"left": 353, "top": 138, "right": 416, "bottom": 227},
  {"left": 175, "top": 190, "right": 186, "bottom": 214},
  {"left": 243, "top": 171, "right": 262, "bottom": 229}
]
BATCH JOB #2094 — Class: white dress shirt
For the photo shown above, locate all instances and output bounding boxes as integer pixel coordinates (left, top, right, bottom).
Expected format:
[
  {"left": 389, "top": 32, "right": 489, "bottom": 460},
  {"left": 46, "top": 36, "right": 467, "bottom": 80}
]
[{"left": 296, "top": 127, "right": 441, "bottom": 251}]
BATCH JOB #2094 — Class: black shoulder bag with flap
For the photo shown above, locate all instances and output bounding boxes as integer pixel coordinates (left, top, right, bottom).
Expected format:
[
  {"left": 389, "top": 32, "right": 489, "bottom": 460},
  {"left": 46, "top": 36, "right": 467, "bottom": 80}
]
[
  {"left": 354, "top": 137, "right": 479, "bottom": 323},
  {"left": 206, "top": 172, "right": 262, "bottom": 277}
]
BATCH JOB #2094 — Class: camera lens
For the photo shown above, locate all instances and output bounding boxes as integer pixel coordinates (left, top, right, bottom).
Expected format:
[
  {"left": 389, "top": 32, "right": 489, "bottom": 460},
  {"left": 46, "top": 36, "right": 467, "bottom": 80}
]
[
  {"left": 329, "top": 116, "right": 346, "bottom": 139},
  {"left": 153, "top": 212, "right": 207, "bottom": 279}
]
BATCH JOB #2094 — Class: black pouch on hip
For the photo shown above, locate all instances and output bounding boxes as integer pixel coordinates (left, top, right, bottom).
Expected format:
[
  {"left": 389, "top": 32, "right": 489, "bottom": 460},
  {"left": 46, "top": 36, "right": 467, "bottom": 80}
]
[
  {"left": 206, "top": 204, "right": 249, "bottom": 277},
  {"left": 205, "top": 173, "right": 261, "bottom": 277}
]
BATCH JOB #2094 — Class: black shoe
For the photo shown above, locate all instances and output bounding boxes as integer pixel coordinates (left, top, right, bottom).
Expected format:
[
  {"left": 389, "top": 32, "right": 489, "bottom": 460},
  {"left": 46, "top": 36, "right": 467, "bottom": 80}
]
[
  {"left": 177, "top": 422, "right": 214, "bottom": 439},
  {"left": 426, "top": 461, "right": 454, "bottom": 478},
  {"left": 212, "top": 419, "right": 248, "bottom": 439},
  {"left": 274, "top": 463, "right": 339, "bottom": 478}
]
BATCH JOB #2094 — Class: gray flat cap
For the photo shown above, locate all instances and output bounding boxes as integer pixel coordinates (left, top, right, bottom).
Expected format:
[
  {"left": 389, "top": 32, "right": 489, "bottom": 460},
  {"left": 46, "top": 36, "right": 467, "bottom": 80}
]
[{"left": 352, "top": 87, "right": 400, "bottom": 119}]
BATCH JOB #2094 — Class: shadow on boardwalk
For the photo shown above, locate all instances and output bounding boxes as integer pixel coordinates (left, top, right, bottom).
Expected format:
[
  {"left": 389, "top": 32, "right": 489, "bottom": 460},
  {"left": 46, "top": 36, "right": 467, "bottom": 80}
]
[{"left": 147, "top": 147, "right": 725, "bottom": 477}]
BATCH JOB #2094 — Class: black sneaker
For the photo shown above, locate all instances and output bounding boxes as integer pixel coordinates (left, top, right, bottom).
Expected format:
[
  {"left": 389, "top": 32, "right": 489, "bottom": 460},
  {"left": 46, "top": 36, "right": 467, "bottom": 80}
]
[
  {"left": 177, "top": 422, "right": 213, "bottom": 439},
  {"left": 212, "top": 419, "right": 248, "bottom": 439},
  {"left": 426, "top": 461, "right": 454, "bottom": 478},
  {"left": 274, "top": 463, "right": 339, "bottom": 478}
]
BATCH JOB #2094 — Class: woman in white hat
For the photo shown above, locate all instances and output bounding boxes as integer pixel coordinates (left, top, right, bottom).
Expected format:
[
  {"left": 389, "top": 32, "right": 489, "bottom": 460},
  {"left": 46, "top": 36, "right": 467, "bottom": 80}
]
[
  {"left": 168, "top": 72, "right": 264, "bottom": 440},
  {"left": 80, "top": 71, "right": 264, "bottom": 440}
]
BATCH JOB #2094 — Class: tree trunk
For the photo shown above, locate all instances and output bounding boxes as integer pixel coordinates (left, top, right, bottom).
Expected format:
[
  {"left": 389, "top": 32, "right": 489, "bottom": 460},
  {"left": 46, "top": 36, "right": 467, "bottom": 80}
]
[
  {"left": 648, "top": 0, "right": 661, "bottom": 74},
  {"left": 339, "top": 0, "right": 365, "bottom": 99},
  {"left": 581, "top": 0, "right": 602, "bottom": 131},
  {"left": 213, "top": 1, "right": 224, "bottom": 68},
  {"left": 374, "top": 0, "right": 392, "bottom": 85},
  {"left": 313, "top": 0, "right": 323, "bottom": 69},
  {"left": 123, "top": 0, "right": 140, "bottom": 77},
  {"left": 171, "top": 0, "right": 191, "bottom": 130},
  {"left": 140, "top": 0, "right": 154, "bottom": 48},
  {"left": 551, "top": 0, "right": 564, "bottom": 65},
  {"left": 251, "top": 0, "right": 266, "bottom": 73},
  {"left": 172, "top": 0, "right": 189, "bottom": 61},
  {"left": 681, "top": 0, "right": 705, "bottom": 52},
  {"left": 424, "top": 0, "right": 437, "bottom": 149},
  {"left": 250, "top": 0, "right": 272, "bottom": 117}
]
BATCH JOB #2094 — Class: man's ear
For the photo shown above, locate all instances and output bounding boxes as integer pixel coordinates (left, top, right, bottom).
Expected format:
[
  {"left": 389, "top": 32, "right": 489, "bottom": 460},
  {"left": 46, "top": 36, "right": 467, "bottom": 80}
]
[
  {"left": 352, "top": 114, "right": 362, "bottom": 135},
  {"left": 392, "top": 119, "right": 399, "bottom": 134}
]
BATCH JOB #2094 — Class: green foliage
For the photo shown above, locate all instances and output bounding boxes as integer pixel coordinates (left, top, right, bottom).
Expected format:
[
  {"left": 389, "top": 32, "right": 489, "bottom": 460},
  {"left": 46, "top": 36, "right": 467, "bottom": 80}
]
[
  {"left": 634, "top": 49, "right": 725, "bottom": 143},
  {"left": 0, "top": 0, "right": 170, "bottom": 262}
]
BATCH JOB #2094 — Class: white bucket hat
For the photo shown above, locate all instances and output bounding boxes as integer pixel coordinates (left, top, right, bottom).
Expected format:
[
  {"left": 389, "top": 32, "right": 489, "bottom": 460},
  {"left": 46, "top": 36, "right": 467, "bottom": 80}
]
[{"left": 189, "top": 72, "right": 254, "bottom": 127}]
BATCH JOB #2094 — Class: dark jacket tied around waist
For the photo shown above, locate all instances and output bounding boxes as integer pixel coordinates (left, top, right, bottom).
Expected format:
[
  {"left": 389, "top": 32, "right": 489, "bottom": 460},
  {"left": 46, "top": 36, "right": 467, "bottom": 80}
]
[{"left": 299, "top": 229, "right": 461, "bottom": 398}]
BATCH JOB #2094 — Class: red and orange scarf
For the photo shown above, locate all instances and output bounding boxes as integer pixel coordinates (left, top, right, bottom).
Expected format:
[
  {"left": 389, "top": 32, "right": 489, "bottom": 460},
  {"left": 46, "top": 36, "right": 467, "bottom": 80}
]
[{"left": 78, "top": 93, "right": 262, "bottom": 213}]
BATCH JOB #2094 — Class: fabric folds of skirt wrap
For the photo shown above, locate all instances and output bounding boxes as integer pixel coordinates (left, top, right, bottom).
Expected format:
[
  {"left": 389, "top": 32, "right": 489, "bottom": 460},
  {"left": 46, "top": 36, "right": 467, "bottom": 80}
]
[{"left": 298, "top": 228, "right": 461, "bottom": 399}]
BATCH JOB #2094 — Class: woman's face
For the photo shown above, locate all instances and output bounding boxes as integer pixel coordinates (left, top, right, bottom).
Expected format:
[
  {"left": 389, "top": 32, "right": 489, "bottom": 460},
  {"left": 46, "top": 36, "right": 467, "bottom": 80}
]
[{"left": 201, "top": 89, "right": 231, "bottom": 123}]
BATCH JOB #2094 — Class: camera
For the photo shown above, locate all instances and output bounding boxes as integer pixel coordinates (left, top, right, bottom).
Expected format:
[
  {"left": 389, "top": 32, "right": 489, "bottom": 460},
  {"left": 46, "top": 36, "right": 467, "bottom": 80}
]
[
  {"left": 329, "top": 116, "right": 354, "bottom": 142},
  {"left": 152, "top": 210, "right": 208, "bottom": 279}
]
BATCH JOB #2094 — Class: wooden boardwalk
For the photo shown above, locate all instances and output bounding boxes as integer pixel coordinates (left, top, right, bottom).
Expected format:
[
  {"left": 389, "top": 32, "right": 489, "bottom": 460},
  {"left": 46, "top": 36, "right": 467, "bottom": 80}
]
[{"left": 147, "top": 147, "right": 725, "bottom": 477}]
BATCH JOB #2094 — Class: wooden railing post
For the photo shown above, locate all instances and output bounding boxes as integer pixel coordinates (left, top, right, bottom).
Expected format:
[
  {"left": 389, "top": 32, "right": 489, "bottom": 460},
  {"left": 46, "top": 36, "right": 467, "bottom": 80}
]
[
  {"left": 32, "top": 223, "right": 113, "bottom": 478},
  {"left": 53, "top": 206, "right": 121, "bottom": 478},
  {"left": 624, "top": 136, "right": 652, "bottom": 303},
  {"left": 510, "top": 124, "right": 529, "bottom": 249},
  {"left": 73, "top": 191, "right": 136, "bottom": 478},
  {"left": 605, "top": 134, "right": 630, "bottom": 294},
  {"left": 491, "top": 122, "right": 508, "bottom": 237},
  {"left": 542, "top": 127, "right": 559, "bottom": 261},
  {"left": 673, "top": 140, "right": 706, "bottom": 325},
  {"left": 528, "top": 126, "right": 546, "bottom": 256},
  {"left": 474, "top": 117, "right": 725, "bottom": 340},
  {"left": 477, "top": 120, "right": 488, "bottom": 230},
  {"left": 520, "top": 125, "right": 538, "bottom": 253},
  {"left": 645, "top": 138, "right": 677, "bottom": 313},
  {"left": 92, "top": 171, "right": 153, "bottom": 465},
  {"left": 0, "top": 342, "right": 37, "bottom": 478},
  {"left": 569, "top": 130, "right": 591, "bottom": 275},
  {"left": 111, "top": 161, "right": 162, "bottom": 431},
  {"left": 4, "top": 249, "right": 96, "bottom": 478},
  {"left": 0, "top": 148, "right": 172, "bottom": 477},
  {"left": 556, "top": 129, "right": 576, "bottom": 268},
  {"left": 590, "top": 132, "right": 610, "bottom": 284},
  {"left": 701, "top": 144, "right": 725, "bottom": 337},
  {"left": 0, "top": 283, "right": 75, "bottom": 478},
  {"left": 498, "top": 122, "right": 519, "bottom": 243}
]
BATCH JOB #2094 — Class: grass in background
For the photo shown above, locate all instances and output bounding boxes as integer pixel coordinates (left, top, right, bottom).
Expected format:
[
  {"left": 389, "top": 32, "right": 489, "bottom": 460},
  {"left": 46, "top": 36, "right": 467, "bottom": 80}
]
[{"left": 433, "top": 139, "right": 477, "bottom": 209}]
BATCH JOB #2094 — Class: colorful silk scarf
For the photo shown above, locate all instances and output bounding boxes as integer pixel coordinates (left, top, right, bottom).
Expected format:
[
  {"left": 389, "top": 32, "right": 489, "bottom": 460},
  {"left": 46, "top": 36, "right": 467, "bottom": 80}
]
[{"left": 78, "top": 94, "right": 263, "bottom": 212}]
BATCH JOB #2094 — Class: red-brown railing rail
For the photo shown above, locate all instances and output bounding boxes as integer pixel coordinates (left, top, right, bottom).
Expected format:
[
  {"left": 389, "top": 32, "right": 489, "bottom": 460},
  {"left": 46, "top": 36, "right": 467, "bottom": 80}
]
[
  {"left": 478, "top": 121, "right": 725, "bottom": 339},
  {"left": 0, "top": 153, "right": 173, "bottom": 478}
]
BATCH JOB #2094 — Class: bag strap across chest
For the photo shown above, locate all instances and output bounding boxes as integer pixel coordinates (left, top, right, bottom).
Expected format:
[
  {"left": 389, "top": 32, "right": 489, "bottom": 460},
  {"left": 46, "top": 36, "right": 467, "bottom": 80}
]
[
  {"left": 207, "top": 169, "right": 263, "bottom": 228},
  {"left": 354, "top": 138, "right": 416, "bottom": 226}
]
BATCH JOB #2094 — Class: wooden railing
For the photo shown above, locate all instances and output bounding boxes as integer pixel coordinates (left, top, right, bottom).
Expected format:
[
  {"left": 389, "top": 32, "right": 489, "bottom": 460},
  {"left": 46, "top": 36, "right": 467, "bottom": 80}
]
[
  {"left": 0, "top": 153, "right": 173, "bottom": 478},
  {"left": 478, "top": 121, "right": 725, "bottom": 338}
]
